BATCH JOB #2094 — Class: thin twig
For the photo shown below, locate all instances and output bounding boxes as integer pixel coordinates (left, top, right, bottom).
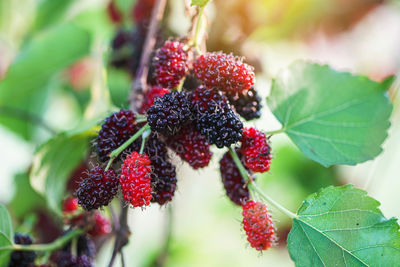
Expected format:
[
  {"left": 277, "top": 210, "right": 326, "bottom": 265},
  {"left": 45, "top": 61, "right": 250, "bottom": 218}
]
[
  {"left": 0, "top": 106, "right": 57, "bottom": 135},
  {"left": 130, "top": 0, "right": 168, "bottom": 110},
  {"left": 108, "top": 203, "right": 130, "bottom": 267},
  {"left": 120, "top": 250, "right": 126, "bottom": 267}
]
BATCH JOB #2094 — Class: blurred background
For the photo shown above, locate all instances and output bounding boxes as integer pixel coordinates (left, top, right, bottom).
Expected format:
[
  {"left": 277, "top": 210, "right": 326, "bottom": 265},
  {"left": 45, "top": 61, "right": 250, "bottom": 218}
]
[{"left": 1, "top": 0, "right": 400, "bottom": 266}]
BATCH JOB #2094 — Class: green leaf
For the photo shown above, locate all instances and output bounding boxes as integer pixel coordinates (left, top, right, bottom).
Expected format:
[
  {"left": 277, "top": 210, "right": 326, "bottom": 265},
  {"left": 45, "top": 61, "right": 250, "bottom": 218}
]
[
  {"left": 10, "top": 173, "right": 45, "bottom": 219},
  {"left": 33, "top": 0, "right": 74, "bottom": 31},
  {"left": 0, "top": 23, "right": 91, "bottom": 140},
  {"left": 267, "top": 61, "right": 393, "bottom": 166},
  {"left": 0, "top": 205, "right": 13, "bottom": 265},
  {"left": 191, "top": 0, "right": 210, "bottom": 7},
  {"left": 30, "top": 132, "right": 90, "bottom": 215},
  {"left": 287, "top": 185, "right": 400, "bottom": 267}
]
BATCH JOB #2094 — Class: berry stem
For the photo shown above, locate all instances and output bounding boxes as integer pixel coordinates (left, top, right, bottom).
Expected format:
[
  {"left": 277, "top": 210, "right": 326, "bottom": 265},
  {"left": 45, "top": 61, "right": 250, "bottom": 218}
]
[
  {"left": 248, "top": 183, "right": 297, "bottom": 219},
  {"left": 139, "top": 130, "right": 150, "bottom": 154},
  {"left": 105, "top": 123, "right": 150, "bottom": 171},
  {"left": 136, "top": 114, "right": 148, "bottom": 123},
  {"left": 193, "top": 6, "right": 205, "bottom": 54},
  {"left": 228, "top": 147, "right": 297, "bottom": 219},
  {"left": 131, "top": 0, "right": 167, "bottom": 102},
  {"left": 1, "top": 228, "right": 83, "bottom": 252},
  {"left": 265, "top": 127, "right": 286, "bottom": 136}
]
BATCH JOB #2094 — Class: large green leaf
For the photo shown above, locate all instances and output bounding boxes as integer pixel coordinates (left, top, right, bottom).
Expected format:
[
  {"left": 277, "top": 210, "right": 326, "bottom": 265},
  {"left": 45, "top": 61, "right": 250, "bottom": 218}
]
[
  {"left": 267, "top": 61, "right": 393, "bottom": 166},
  {"left": 0, "top": 23, "right": 91, "bottom": 140},
  {"left": 30, "top": 131, "right": 91, "bottom": 215},
  {"left": 0, "top": 205, "right": 13, "bottom": 266},
  {"left": 33, "top": 0, "right": 75, "bottom": 31},
  {"left": 287, "top": 185, "right": 400, "bottom": 267}
]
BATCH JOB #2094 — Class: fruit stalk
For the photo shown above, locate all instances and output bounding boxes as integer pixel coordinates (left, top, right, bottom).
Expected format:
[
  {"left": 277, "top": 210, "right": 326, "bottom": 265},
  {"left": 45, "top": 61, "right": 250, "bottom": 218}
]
[
  {"left": 228, "top": 147, "right": 296, "bottom": 219},
  {"left": 1, "top": 229, "right": 83, "bottom": 252}
]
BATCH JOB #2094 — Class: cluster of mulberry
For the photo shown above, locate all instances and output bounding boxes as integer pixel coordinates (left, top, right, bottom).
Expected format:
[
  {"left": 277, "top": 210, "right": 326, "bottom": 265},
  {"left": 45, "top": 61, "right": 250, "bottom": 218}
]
[{"left": 74, "top": 36, "right": 274, "bottom": 258}]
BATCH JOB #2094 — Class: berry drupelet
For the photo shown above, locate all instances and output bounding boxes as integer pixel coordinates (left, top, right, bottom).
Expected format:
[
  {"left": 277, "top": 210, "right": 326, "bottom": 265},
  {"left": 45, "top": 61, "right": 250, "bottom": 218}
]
[
  {"left": 147, "top": 91, "right": 192, "bottom": 135},
  {"left": 120, "top": 152, "right": 153, "bottom": 207},
  {"left": 76, "top": 167, "right": 118, "bottom": 211},
  {"left": 8, "top": 233, "right": 36, "bottom": 267},
  {"left": 153, "top": 40, "right": 188, "bottom": 89},
  {"left": 191, "top": 86, "right": 243, "bottom": 148},
  {"left": 97, "top": 109, "right": 140, "bottom": 162},
  {"left": 242, "top": 201, "right": 276, "bottom": 251},
  {"left": 227, "top": 86, "right": 262, "bottom": 121},
  {"left": 193, "top": 52, "right": 255, "bottom": 94},
  {"left": 168, "top": 125, "right": 212, "bottom": 169},
  {"left": 240, "top": 127, "right": 271, "bottom": 173},
  {"left": 220, "top": 150, "right": 251, "bottom": 206}
]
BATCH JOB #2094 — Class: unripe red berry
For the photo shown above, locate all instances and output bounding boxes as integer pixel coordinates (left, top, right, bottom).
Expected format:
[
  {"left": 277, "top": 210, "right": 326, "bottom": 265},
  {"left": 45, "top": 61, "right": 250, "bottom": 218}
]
[
  {"left": 107, "top": 1, "right": 123, "bottom": 24},
  {"left": 193, "top": 52, "right": 255, "bottom": 94},
  {"left": 63, "top": 197, "right": 79, "bottom": 213},
  {"left": 153, "top": 40, "right": 188, "bottom": 89},
  {"left": 120, "top": 152, "right": 153, "bottom": 207},
  {"left": 88, "top": 213, "right": 112, "bottom": 237},
  {"left": 240, "top": 127, "right": 271, "bottom": 173},
  {"left": 242, "top": 201, "right": 276, "bottom": 251}
]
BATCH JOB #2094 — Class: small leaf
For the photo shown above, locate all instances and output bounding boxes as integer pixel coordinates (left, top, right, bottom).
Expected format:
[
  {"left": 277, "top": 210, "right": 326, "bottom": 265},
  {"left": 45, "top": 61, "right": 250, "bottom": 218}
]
[
  {"left": 0, "top": 205, "right": 13, "bottom": 265},
  {"left": 267, "top": 61, "right": 393, "bottom": 166},
  {"left": 191, "top": 0, "right": 210, "bottom": 7},
  {"left": 287, "top": 185, "right": 400, "bottom": 267},
  {"left": 30, "top": 132, "right": 90, "bottom": 215}
]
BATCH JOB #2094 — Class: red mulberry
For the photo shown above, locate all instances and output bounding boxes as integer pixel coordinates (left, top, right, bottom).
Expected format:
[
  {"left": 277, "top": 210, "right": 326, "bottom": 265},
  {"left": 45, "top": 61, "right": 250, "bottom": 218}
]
[
  {"left": 242, "top": 201, "right": 276, "bottom": 251},
  {"left": 153, "top": 40, "right": 188, "bottom": 89},
  {"left": 168, "top": 125, "right": 212, "bottom": 169},
  {"left": 240, "top": 127, "right": 271, "bottom": 173},
  {"left": 120, "top": 152, "right": 153, "bottom": 207},
  {"left": 193, "top": 52, "right": 255, "bottom": 94}
]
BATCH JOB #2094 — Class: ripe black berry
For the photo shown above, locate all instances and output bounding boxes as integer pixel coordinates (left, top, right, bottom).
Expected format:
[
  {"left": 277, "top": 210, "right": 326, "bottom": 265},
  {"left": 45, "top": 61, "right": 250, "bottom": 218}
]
[
  {"left": 147, "top": 91, "right": 192, "bottom": 135},
  {"left": 228, "top": 86, "right": 262, "bottom": 121},
  {"left": 55, "top": 251, "right": 93, "bottom": 267},
  {"left": 150, "top": 157, "right": 177, "bottom": 205},
  {"left": 77, "top": 235, "right": 96, "bottom": 259},
  {"left": 76, "top": 167, "right": 118, "bottom": 211},
  {"left": 97, "top": 109, "right": 141, "bottom": 162},
  {"left": 220, "top": 150, "right": 251, "bottom": 206},
  {"left": 8, "top": 233, "right": 36, "bottom": 267},
  {"left": 191, "top": 86, "right": 243, "bottom": 148},
  {"left": 143, "top": 135, "right": 177, "bottom": 205}
]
